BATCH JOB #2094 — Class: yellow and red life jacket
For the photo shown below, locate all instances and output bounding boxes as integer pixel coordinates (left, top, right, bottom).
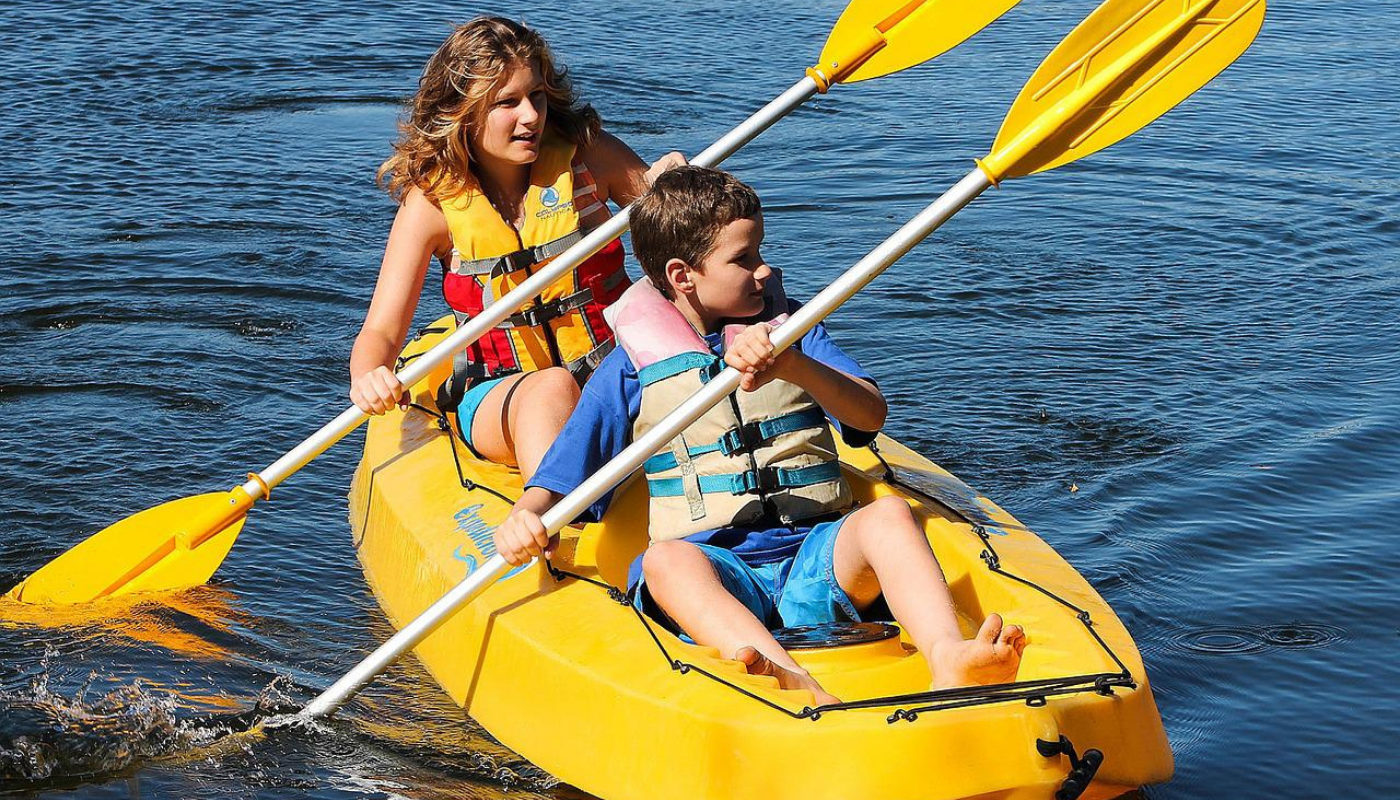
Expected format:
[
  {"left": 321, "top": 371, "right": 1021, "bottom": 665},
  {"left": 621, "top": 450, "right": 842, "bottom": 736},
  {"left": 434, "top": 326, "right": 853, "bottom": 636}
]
[{"left": 437, "top": 131, "right": 628, "bottom": 404}]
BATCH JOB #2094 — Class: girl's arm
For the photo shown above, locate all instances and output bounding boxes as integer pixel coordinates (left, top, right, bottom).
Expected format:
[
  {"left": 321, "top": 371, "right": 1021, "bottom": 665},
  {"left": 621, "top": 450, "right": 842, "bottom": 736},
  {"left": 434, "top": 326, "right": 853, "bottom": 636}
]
[
  {"left": 585, "top": 129, "right": 686, "bottom": 207},
  {"left": 349, "top": 188, "right": 452, "bottom": 414}
]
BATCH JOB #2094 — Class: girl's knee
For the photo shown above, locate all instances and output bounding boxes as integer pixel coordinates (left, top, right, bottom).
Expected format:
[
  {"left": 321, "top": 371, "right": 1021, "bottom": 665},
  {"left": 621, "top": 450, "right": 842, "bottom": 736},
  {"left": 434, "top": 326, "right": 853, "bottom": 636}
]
[
  {"left": 527, "top": 367, "right": 582, "bottom": 405},
  {"left": 507, "top": 368, "right": 581, "bottom": 434}
]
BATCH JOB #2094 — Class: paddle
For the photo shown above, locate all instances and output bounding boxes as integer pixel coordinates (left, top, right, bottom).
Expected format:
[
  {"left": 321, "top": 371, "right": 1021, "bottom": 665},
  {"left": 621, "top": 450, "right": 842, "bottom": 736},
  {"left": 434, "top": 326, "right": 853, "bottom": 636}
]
[
  {"left": 299, "top": 0, "right": 1267, "bottom": 719},
  {"left": 5, "top": 0, "right": 1020, "bottom": 605}
]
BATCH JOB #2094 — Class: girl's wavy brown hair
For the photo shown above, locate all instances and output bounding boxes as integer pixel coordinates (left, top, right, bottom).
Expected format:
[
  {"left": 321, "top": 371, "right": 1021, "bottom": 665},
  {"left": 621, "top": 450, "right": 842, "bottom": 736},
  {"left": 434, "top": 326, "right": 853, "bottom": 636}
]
[{"left": 377, "top": 17, "right": 601, "bottom": 203}]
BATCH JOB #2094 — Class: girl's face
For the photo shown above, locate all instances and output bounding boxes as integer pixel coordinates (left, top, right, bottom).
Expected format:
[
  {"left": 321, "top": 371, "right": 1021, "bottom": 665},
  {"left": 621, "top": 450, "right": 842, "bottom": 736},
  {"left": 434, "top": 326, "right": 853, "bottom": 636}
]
[{"left": 472, "top": 59, "right": 547, "bottom": 167}]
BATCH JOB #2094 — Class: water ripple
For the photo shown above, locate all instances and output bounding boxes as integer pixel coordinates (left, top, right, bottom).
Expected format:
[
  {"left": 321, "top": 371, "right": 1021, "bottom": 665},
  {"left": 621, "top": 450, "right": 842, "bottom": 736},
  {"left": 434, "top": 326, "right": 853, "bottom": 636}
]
[{"left": 1167, "top": 623, "right": 1349, "bottom": 657}]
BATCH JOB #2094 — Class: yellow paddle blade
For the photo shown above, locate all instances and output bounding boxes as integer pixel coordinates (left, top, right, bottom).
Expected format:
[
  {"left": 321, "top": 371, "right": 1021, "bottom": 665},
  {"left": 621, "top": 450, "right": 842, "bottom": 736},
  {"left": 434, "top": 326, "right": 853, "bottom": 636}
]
[
  {"left": 978, "top": 0, "right": 1266, "bottom": 182},
  {"left": 5, "top": 489, "right": 254, "bottom": 604},
  {"left": 814, "top": 0, "right": 1021, "bottom": 88}
]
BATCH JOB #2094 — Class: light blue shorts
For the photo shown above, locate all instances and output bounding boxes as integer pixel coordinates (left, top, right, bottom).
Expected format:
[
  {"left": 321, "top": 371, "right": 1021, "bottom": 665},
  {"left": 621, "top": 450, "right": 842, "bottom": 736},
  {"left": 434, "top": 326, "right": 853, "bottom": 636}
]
[
  {"left": 453, "top": 376, "right": 506, "bottom": 453},
  {"left": 634, "top": 515, "right": 867, "bottom": 632}
]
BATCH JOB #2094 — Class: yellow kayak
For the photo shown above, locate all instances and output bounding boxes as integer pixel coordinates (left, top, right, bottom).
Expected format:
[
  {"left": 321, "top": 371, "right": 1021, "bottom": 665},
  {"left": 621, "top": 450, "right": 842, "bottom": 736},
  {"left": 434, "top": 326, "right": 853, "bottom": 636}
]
[{"left": 349, "top": 320, "right": 1172, "bottom": 800}]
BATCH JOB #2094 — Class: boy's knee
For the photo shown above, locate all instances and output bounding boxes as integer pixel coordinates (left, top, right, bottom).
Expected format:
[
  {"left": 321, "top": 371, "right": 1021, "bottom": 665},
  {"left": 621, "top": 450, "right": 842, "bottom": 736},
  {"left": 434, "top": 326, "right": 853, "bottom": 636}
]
[
  {"left": 867, "top": 495, "right": 914, "bottom": 524},
  {"left": 642, "top": 540, "right": 701, "bottom": 585},
  {"left": 851, "top": 496, "right": 920, "bottom": 545}
]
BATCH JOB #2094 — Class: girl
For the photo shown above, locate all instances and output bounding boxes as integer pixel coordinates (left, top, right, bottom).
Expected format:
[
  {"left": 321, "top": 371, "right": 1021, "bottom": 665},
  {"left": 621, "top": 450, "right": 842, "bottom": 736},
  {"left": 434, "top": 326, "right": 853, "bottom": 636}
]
[{"left": 350, "top": 16, "right": 681, "bottom": 479}]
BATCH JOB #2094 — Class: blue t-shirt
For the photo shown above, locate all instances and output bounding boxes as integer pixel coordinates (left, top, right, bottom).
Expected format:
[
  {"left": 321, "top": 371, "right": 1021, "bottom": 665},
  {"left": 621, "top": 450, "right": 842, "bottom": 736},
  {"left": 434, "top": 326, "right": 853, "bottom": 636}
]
[{"left": 527, "top": 300, "right": 878, "bottom": 577}]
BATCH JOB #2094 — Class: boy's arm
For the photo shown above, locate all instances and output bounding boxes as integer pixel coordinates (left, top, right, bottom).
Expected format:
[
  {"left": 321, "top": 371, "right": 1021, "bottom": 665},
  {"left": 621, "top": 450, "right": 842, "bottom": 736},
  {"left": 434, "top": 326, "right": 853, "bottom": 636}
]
[
  {"left": 781, "top": 351, "right": 887, "bottom": 432},
  {"left": 495, "top": 486, "right": 563, "bottom": 566},
  {"left": 725, "top": 322, "right": 888, "bottom": 433}
]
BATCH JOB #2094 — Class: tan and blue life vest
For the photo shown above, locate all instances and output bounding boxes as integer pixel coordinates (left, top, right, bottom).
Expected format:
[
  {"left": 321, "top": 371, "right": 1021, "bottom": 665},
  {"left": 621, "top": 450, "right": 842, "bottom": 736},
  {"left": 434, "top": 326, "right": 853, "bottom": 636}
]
[
  {"left": 436, "top": 130, "right": 628, "bottom": 405},
  {"left": 604, "top": 278, "right": 852, "bottom": 542}
]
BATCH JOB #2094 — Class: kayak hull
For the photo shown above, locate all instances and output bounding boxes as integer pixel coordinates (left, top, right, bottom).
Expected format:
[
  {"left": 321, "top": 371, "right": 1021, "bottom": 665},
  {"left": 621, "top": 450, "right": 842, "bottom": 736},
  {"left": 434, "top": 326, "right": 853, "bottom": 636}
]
[{"left": 349, "top": 325, "right": 1172, "bottom": 800}]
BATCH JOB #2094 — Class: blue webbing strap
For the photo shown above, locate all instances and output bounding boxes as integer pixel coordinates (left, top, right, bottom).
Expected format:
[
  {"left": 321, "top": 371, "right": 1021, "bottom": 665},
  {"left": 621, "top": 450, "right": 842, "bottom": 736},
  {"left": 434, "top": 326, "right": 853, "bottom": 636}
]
[
  {"left": 647, "top": 462, "right": 842, "bottom": 498},
  {"left": 637, "top": 352, "right": 720, "bottom": 387},
  {"left": 643, "top": 407, "right": 829, "bottom": 474},
  {"left": 717, "top": 407, "right": 828, "bottom": 456},
  {"left": 643, "top": 441, "right": 723, "bottom": 474}
]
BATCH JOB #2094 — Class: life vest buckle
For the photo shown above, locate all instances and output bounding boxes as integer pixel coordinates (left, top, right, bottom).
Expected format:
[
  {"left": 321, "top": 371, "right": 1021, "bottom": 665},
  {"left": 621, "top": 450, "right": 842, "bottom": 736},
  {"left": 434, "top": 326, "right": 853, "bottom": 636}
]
[
  {"left": 505, "top": 249, "right": 536, "bottom": 274},
  {"left": 698, "top": 360, "right": 726, "bottom": 384},
  {"left": 718, "top": 420, "right": 767, "bottom": 456},
  {"left": 509, "top": 300, "right": 566, "bottom": 328},
  {"left": 742, "top": 466, "right": 784, "bottom": 495}
]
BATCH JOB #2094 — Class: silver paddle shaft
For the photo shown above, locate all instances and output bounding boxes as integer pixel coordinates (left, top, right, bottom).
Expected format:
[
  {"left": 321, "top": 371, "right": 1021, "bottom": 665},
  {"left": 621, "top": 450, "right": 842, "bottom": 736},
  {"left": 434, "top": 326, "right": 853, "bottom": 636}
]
[
  {"left": 300, "top": 167, "right": 994, "bottom": 720},
  {"left": 239, "top": 76, "right": 822, "bottom": 502}
]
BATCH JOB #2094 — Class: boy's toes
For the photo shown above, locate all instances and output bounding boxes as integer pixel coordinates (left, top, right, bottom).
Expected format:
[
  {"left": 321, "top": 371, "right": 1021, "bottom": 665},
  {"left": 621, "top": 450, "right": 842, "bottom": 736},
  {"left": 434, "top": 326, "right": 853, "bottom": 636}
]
[
  {"left": 997, "top": 623, "right": 1023, "bottom": 645},
  {"left": 976, "top": 613, "right": 1005, "bottom": 644},
  {"left": 1001, "top": 624, "right": 1028, "bottom": 653},
  {"left": 932, "top": 615, "right": 1027, "bottom": 689},
  {"left": 809, "top": 686, "right": 842, "bottom": 708},
  {"left": 735, "top": 646, "right": 774, "bottom": 677},
  {"left": 734, "top": 646, "right": 841, "bottom": 706}
]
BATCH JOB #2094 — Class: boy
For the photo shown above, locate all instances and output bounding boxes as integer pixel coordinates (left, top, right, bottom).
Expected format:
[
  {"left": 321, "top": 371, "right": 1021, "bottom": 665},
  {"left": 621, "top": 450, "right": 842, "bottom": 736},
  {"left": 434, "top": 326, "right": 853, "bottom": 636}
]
[{"left": 494, "top": 167, "right": 1025, "bottom": 703}]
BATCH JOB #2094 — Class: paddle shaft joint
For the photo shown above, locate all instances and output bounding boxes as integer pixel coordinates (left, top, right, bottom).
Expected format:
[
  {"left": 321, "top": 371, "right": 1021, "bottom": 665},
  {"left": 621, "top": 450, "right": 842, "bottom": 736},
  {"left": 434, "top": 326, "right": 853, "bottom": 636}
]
[{"left": 808, "top": 28, "right": 886, "bottom": 91}]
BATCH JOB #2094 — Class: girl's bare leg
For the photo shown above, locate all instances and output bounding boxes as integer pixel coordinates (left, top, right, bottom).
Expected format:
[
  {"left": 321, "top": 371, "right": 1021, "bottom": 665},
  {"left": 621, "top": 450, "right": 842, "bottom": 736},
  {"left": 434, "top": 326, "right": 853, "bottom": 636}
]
[{"left": 469, "top": 367, "right": 581, "bottom": 481}]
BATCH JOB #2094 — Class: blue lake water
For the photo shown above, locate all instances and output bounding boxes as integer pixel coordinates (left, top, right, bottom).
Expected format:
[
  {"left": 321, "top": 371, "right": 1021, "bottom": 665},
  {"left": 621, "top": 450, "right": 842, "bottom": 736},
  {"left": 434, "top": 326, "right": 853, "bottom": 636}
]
[{"left": 2, "top": 0, "right": 1397, "bottom": 796}]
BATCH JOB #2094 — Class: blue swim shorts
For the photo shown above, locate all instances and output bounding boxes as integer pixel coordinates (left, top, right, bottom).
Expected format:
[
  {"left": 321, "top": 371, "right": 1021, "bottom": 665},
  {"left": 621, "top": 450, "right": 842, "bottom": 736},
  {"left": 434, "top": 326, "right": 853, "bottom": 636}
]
[
  {"left": 633, "top": 515, "right": 868, "bottom": 632},
  {"left": 453, "top": 376, "right": 506, "bottom": 454}
]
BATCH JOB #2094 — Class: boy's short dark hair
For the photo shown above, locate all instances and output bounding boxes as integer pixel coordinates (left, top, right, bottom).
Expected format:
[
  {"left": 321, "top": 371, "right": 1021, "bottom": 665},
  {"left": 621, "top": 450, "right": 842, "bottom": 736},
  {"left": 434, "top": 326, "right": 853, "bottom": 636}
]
[{"left": 630, "top": 166, "right": 761, "bottom": 299}]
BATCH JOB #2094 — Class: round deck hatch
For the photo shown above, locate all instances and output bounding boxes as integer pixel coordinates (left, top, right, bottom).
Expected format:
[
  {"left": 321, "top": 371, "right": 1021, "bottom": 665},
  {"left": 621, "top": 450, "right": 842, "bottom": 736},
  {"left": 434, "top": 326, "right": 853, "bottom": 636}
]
[{"left": 773, "top": 621, "right": 900, "bottom": 650}]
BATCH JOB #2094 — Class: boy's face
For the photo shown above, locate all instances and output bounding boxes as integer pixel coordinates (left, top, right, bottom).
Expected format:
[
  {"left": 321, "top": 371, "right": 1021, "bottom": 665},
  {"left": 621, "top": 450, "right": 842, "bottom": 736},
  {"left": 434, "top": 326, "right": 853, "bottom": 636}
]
[{"left": 685, "top": 214, "right": 772, "bottom": 321}]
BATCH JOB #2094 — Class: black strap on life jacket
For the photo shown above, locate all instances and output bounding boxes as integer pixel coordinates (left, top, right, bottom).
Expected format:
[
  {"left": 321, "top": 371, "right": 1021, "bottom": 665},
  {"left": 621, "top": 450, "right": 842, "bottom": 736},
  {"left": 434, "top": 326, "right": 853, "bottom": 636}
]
[{"left": 453, "top": 229, "right": 585, "bottom": 277}]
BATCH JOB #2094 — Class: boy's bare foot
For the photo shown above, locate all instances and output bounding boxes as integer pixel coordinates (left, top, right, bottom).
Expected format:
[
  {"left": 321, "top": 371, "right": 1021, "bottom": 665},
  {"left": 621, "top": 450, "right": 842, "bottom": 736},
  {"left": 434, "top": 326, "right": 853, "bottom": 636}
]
[
  {"left": 735, "top": 646, "right": 841, "bottom": 706},
  {"left": 929, "top": 613, "right": 1027, "bottom": 690}
]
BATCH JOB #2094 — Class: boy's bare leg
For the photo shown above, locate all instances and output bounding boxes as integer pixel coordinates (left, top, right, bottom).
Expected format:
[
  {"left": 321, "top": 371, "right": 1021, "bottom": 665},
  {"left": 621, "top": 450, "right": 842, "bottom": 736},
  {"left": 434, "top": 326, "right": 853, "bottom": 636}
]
[
  {"left": 643, "top": 540, "right": 841, "bottom": 706},
  {"left": 471, "top": 367, "right": 582, "bottom": 481},
  {"left": 832, "top": 496, "right": 1027, "bottom": 688}
]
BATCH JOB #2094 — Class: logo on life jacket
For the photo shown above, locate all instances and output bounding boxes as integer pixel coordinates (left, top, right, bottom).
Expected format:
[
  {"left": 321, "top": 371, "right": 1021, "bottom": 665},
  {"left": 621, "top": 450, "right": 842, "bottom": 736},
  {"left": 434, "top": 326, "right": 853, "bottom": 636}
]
[{"left": 536, "top": 186, "right": 574, "bottom": 220}]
